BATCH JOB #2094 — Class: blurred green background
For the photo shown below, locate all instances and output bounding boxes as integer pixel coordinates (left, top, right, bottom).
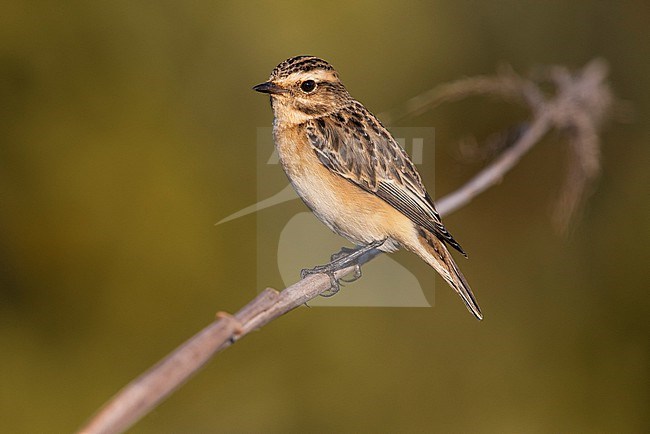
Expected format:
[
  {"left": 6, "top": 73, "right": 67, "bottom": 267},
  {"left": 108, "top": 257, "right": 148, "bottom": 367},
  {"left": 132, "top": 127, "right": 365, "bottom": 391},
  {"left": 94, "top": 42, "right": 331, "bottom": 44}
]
[{"left": 1, "top": 1, "right": 648, "bottom": 432}]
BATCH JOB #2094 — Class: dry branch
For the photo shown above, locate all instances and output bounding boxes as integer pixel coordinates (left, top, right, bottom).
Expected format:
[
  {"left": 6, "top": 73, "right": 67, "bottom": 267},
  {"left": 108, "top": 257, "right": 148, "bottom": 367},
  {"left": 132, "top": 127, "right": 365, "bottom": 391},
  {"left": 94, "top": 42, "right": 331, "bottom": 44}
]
[{"left": 78, "top": 59, "right": 612, "bottom": 434}]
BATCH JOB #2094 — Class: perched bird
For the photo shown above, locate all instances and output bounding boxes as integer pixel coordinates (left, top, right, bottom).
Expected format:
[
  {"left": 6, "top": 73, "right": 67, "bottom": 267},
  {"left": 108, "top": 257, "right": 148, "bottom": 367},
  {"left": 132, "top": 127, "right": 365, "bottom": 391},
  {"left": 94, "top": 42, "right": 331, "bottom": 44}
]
[{"left": 253, "top": 56, "right": 482, "bottom": 320}]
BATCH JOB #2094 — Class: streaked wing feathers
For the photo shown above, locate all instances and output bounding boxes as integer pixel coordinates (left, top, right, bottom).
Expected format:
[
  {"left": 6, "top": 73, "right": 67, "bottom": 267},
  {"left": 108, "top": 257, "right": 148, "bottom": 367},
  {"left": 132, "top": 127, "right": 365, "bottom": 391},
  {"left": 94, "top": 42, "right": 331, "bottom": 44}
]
[{"left": 305, "top": 101, "right": 465, "bottom": 255}]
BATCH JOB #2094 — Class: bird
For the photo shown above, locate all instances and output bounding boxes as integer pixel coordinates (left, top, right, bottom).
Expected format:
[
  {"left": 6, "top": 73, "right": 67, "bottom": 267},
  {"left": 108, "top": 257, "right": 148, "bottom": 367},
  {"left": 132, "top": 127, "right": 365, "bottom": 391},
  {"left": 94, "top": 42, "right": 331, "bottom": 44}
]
[{"left": 253, "top": 55, "right": 483, "bottom": 320}]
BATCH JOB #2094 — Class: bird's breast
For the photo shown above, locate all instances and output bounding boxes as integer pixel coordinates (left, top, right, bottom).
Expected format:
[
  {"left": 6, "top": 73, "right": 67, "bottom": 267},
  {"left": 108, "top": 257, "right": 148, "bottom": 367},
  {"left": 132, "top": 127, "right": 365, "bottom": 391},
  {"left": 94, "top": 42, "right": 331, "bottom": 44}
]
[{"left": 272, "top": 123, "right": 410, "bottom": 252}]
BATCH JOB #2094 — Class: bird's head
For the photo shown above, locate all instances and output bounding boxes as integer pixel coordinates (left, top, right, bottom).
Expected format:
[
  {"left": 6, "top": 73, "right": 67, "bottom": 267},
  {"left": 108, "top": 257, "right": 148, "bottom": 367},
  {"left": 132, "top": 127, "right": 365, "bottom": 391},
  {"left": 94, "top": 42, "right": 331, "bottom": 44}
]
[{"left": 253, "top": 56, "right": 352, "bottom": 124}]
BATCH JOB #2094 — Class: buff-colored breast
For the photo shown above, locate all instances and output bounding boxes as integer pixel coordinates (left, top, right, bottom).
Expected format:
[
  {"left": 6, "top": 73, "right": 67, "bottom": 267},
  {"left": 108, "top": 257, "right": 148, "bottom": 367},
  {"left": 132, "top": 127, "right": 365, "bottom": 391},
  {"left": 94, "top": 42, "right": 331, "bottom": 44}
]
[{"left": 273, "top": 124, "right": 415, "bottom": 252}]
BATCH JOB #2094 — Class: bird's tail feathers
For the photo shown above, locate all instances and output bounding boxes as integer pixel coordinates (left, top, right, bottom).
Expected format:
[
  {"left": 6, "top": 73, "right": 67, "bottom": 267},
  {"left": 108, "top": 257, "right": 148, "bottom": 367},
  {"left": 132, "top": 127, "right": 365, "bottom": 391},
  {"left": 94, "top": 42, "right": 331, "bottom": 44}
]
[{"left": 416, "top": 229, "right": 483, "bottom": 320}]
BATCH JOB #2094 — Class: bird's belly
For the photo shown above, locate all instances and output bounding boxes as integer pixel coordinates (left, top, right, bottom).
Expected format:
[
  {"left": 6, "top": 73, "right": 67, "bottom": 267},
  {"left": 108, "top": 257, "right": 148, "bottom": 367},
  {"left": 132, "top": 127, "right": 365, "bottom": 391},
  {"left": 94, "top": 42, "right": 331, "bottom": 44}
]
[{"left": 280, "top": 151, "right": 405, "bottom": 252}]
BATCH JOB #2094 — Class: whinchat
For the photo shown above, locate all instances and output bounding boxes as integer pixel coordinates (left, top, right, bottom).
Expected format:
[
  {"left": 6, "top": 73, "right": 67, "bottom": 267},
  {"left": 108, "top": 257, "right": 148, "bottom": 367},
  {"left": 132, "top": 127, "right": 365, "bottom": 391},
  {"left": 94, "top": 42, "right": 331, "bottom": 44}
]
[{"left": 253, "top": 56, "right": 482, "bottom": 320}]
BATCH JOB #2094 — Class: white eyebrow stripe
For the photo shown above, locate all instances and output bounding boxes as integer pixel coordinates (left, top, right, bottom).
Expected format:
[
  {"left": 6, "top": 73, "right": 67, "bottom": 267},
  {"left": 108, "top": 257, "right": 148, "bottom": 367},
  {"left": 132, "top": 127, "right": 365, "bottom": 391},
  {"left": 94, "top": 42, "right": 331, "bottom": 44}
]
[{"left": 281, "top": 69, "right": 339, "bottom": 84}]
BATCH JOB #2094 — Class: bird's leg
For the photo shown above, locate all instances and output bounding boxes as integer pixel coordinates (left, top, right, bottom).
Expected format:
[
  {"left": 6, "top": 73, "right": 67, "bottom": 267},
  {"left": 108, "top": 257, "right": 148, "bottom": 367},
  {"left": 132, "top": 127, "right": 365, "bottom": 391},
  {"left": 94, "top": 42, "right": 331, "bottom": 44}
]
[
  {"left": 301, "top": 239, "right": 386, "bottom": 296},
  {"left": 330, "top": 246, "right": 358, "bottom": 262},
  {"left": 329, "top": 246, "right": 362, "bottom": 282},
  {"left": 330, "top": 246, "right": 361, "bottom": 282}
]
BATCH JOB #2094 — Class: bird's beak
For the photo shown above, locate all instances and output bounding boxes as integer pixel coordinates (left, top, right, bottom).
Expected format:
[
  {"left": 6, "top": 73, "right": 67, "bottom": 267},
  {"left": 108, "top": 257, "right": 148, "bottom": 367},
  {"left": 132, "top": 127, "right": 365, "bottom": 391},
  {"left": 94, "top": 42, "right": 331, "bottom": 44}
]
[{"left": 252, "top": 81, "right": 288, "bottom": 95}]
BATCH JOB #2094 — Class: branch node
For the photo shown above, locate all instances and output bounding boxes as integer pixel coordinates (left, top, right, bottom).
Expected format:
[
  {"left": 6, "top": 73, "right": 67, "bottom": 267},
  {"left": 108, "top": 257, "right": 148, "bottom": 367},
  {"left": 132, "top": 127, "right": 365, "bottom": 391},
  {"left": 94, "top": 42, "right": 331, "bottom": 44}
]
[{"left": 215, "top": 311, "right": 243, "bottom": 336}]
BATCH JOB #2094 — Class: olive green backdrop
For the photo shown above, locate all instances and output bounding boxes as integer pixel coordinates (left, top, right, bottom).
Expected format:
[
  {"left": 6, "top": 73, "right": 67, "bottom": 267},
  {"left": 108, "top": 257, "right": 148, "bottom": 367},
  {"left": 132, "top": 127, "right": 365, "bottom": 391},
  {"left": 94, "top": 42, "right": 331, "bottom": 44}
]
[{"left": 1, "top": 1, "right": 648, "bottom": 433}]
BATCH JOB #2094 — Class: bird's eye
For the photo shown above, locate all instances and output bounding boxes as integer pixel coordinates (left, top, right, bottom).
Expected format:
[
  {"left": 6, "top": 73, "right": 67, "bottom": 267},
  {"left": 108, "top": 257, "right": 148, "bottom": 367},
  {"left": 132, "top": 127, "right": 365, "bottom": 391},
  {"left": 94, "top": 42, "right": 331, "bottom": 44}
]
[{"left": 300, "top": 80, "right": 317, "bottom": 93}]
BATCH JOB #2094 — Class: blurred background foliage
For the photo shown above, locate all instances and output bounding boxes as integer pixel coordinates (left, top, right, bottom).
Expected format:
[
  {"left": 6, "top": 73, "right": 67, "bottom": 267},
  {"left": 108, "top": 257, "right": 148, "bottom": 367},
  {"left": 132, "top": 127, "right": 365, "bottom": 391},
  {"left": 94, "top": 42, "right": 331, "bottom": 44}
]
[{"left": 1, "top": 1, "right": 648, "bottom": 432}]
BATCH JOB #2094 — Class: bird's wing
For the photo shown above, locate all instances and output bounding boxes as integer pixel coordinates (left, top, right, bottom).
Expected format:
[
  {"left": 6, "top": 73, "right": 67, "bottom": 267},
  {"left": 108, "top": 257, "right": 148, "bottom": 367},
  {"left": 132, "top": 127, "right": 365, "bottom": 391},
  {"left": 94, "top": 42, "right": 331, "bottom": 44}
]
[{"left": 305, "top": 102, "right": 465, "bottom": 255}]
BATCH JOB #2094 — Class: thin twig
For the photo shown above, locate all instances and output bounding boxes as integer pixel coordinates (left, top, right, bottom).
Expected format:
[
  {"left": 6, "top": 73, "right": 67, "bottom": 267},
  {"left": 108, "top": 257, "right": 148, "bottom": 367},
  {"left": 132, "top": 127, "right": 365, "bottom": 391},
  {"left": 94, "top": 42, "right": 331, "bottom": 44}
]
[{"left": 77, "top": 59, "right": 612, "bottom": 434}]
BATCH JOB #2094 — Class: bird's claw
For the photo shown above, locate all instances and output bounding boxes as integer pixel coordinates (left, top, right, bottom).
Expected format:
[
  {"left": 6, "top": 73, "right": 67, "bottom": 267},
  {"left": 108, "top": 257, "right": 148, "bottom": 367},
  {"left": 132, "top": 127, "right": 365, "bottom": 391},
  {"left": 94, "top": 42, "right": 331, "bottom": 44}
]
[
  {"left": 300, "top": 240, "right": 385, "bottom": 298},
  {"left": 339, "top": 263, "right": 362, "bottom": 283},
  {"left": 301, "top": 266, "right": 341, "bottom": 296}
]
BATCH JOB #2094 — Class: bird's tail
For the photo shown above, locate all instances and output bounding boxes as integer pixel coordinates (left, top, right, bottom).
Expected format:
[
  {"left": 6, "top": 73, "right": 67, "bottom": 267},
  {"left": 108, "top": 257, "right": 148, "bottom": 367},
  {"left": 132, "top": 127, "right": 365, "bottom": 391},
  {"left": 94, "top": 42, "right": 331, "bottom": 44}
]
[{"left": 414, "top": 229, "right": 483, "bottom": 320}]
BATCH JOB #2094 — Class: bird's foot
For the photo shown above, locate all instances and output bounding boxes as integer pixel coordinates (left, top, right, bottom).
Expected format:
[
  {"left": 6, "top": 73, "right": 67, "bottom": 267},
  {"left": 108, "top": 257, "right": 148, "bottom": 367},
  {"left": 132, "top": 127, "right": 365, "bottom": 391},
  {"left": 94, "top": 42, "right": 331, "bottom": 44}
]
[
  {"left": 330, "top": 246, "right": 362, "bottom": 283},
  {"left": 301, "top": 264, "right": 341, "bottom": 297},
  {"left": 300, "top": 239, "right": 386, "bottom": 297}
]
